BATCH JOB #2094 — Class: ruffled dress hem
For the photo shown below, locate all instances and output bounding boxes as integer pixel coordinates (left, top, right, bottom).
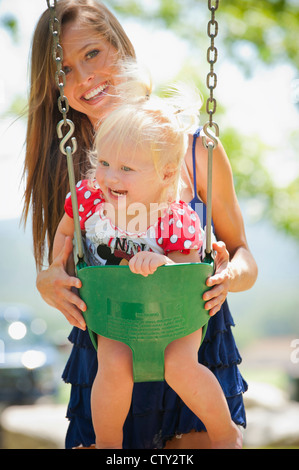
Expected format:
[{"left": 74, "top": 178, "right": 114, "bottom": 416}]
[{"left": 62, "top": 299, "right": 248, "bottom": 449}]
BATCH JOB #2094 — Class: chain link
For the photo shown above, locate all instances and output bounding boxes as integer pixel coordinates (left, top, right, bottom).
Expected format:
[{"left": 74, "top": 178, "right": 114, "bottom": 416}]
[
  {"left": 202, "top": 0, "right": 219, "bottom": 150},
  {"left": 47, "top": 0, "right": 77, "bottom": 154},
  {"left": 201, "top": 1, "right": 220, "bottom": 258},
  {"left": 46, "top": 1, "right": 84, "bottom": 261},
  {"left": 206, "top": 0, "right": 219, "bottom": 129}
]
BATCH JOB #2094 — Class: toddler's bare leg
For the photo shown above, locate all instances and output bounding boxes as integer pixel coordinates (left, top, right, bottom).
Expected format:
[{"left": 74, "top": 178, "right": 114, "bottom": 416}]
[
  {"left": 91, "top": 336, "right": 133, "bottom": 449},
  {"left": 164, "top": 330, "right": 242, "bottom": 449}
]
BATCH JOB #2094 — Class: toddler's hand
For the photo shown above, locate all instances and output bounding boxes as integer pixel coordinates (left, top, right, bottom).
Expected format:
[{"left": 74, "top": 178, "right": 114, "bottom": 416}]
[{"left": 129, "top": 252, "right": 172, "bottom": 277}]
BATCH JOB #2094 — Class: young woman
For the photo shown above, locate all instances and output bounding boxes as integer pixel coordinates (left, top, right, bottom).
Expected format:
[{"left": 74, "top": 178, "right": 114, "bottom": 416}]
[
  {"left": 22, "top": 0, "right": 257, "bottom": 449},
  {"left": 53, "top": 73, "right": 242, "bottom": 449}
]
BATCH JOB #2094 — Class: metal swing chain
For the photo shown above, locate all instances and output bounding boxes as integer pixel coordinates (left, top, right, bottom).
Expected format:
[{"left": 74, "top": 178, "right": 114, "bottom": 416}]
[
  {"left": 47, "top": 0, "right": 77, "bottom": 153},
  {"left": 46, "top": 0, "right": 85, "bottom": 263},
  {"left": 202, "top": 0, "right": 220, "bottom": 259},
  {"left": 205, "top": 0, "right": 219, "bottom": 136}
]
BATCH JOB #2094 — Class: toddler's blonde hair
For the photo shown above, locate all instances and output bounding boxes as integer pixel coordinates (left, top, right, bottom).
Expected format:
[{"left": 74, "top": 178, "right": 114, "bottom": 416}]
[{"left": 92, "top": 59, "right": 203, "bottom": 202}]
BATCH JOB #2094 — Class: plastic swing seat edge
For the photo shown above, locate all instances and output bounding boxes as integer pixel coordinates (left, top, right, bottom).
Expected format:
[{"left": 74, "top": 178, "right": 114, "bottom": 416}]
[
  {"left": 77, "top": 262, "right": 213, "bottom": 382},
  {"left": 76, "top": 259, "right": 214, "bottom": 272}
]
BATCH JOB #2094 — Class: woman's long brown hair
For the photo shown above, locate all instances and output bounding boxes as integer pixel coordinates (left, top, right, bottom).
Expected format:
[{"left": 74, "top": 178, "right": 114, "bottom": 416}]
[{"left": 22, "top": 0, "right": 135, "bottom": 269}]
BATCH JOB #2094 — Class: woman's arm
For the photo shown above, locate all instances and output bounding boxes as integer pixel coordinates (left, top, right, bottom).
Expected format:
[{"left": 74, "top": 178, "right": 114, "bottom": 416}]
[{"left": 192, "top": 136, "right": 258, "bottom": 315}]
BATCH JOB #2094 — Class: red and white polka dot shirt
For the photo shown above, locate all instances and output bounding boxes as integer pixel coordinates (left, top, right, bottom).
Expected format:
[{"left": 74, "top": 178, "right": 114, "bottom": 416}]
[{"left": 65, "top": 180, "right": 203, "bottom": 265}]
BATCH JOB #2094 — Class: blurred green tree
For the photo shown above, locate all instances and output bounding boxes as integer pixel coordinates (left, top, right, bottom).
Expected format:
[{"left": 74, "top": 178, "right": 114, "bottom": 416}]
[
  {"left": 110, "top": 0, "right": 299, "bottom": 241},
  {"left": 0, "top": 0, "right": 18, "bottom": 40},
  {"left": 111, "top": 0, "right": 299, "bottom": 71}
]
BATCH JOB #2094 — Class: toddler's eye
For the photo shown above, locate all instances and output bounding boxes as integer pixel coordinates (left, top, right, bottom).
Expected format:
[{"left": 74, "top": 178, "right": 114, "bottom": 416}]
[
  {"left": 121, "top": 166, "right": 132, "bottom": 172},
  {"left": 99, "top": 160, "right": 109, "bottom": 167}
]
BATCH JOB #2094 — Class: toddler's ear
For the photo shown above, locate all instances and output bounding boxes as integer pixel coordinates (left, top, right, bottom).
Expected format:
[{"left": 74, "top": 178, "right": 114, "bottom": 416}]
[{"left": 162, "top": 164, "right": 177, "bottom": 183}]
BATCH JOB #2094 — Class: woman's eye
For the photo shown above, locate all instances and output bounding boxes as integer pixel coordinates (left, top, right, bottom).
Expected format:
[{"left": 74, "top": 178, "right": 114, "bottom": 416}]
[
  {"left": 63, "top": 65, "right": 72, "bottom": 75},
  {"left": 86, "top": 49, "right": 99, "bottom": 60}
]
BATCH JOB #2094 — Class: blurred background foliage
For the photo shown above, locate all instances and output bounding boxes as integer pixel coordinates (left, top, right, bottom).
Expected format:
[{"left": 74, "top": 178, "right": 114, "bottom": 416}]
[
  {"left": 1, "top": 0, "right": 298, "bottom": 242},
  {"left": 110, "top": 0, "right": 299, "bottom": 242},
  {"left": 110, "top": 0, "right": 299, "bottom": 70}
]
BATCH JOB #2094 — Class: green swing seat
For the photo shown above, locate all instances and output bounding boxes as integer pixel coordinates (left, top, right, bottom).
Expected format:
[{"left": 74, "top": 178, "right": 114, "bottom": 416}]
[{"left": 77, "top": 260, "right": 213, "bottom": 382}]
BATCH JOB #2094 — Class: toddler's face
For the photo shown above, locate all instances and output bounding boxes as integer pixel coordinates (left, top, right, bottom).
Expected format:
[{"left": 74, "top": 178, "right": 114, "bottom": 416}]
[{"left": 95, "top": 140, "right": 169, "bottom": 228}]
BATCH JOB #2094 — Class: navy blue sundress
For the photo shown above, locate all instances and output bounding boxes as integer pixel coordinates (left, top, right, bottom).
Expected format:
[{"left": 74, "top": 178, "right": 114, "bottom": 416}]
[{"left": 62, "top": 129, "right": 248, "bottom": 449}]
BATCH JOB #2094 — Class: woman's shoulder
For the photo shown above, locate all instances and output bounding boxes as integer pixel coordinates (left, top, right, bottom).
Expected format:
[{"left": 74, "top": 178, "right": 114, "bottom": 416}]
[{"left": 184, "top": 131, "right": 234, "bottom": 198}]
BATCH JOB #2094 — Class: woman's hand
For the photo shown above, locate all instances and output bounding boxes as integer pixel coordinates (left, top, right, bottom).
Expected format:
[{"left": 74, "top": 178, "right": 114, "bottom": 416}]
[
  {"left": 203, "top": 241, "right": 232, "bottom": 317},
  {"left": 36, "top": 236, "right": 87, "bottom": 330},
  {"left": 129, "top": 252, "right": 172, "bottom": 277}
]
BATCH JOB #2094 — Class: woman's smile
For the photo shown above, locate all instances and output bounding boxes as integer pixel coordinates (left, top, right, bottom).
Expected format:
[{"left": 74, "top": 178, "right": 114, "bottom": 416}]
[{"left": 81, "top": 81, "right": 110, "bottom": 103}]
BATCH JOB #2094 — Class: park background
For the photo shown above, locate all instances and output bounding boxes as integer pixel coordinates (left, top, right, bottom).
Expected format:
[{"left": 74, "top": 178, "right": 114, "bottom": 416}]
[{"left": 0, "top": 0, "right": 299, "bottom": 448}]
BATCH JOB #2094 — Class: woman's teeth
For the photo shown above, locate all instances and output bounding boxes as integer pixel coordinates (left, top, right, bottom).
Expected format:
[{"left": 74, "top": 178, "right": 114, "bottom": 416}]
[{"left": 83, "top": 83, "right": 108, "bottom": 101}]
